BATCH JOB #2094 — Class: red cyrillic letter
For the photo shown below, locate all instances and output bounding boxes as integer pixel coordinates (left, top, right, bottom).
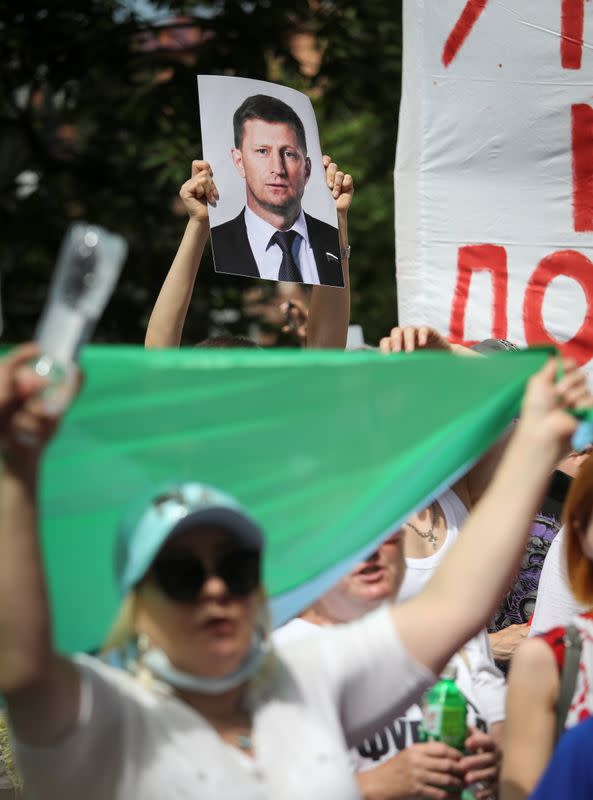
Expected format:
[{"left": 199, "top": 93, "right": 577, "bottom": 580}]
[
  {"left": 449, "top": 245, "right": 508, "bottom": 343},
  {"left": 562, "top": 0, "right": 584, "bottom": 70},
  {"left": 442, "top": 0, "right": 489, "bottom": 67},
  {"left": 523, "top": 250, "right": 593, "bottom": 364},
  {"left": 572, "top": 104, "right": 593, "bottom": 232}
]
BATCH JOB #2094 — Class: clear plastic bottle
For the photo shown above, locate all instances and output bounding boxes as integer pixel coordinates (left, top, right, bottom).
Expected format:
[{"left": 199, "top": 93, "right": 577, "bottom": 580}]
[{"left": 32, "top": 223, "right": 127, "bottom": 413}]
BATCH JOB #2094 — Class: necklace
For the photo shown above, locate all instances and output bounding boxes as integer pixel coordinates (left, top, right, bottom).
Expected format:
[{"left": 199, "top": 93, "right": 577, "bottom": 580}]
[
  {"left": 237, "top": 733, "right": 252, "bottom": 750},
  {"left": 406, "top": 503, "right": 439, "bottom": 550}
]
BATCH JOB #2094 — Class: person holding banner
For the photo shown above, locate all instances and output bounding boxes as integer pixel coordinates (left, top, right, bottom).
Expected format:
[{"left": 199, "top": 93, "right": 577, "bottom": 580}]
[
  {"left": 145, "top": 153, "right": 352, "bottom": 350},
  {"left": 0, "top": 344, "right": 591, "bottom": 800},
  {"left": 379, "top": 326, "right": 580, "bottom": 669}
]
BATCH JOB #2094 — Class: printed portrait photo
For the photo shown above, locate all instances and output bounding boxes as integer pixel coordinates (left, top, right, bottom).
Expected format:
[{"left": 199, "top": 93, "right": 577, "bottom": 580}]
[{"left": 198, "top": 75, "right": 343, "bottom": 287}]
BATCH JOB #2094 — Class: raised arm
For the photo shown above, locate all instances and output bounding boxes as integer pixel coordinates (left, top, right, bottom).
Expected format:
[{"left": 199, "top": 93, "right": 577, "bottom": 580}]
[
  {"left": 0, "top": 346, "right": 81, "bottom": 745},
  {"left": 305, "top": 155, "right": 352, "bottom": 349},
  {"left": 144, "top": 160, "right": 217, "bottom": 348},
  {"left": 393, "top": 358, "right": 592, "bottom": 675},
  {"left": 379, "top": 325, "right": 509, "bottom": 507}
]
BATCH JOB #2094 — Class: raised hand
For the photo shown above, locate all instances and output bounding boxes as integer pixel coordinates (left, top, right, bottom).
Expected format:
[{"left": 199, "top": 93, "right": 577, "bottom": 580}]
[
  {"left": 0, "top": 344, "right": 74, "bottom": 461},
  {"left": 178, "top": 160, "right": 219, "bottom": 224},
  {"left": 519, "top": 357, "right": 593, "bottom": 461},
  {"left": 323, "top": 154, "right": 353, "bottom": 216},
  {"left": 379, "top": 325, "right": 453, "bottom": 354}
]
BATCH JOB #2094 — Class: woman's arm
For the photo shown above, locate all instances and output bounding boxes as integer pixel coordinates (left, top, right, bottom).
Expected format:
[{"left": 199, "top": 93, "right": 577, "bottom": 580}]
[
  {"left": 305, "top": 156, "right": 352, "bottom": 349},
  {"left": 0, "top": 346, "right": 81, "bottom": 744},
  {"left": 144, "top": 160, "right": 216, "bottom": 348},
  {"left": 500, "top": 638, "right": 558, "bottom": 800},
  {"left": 393, "top": 358, "right": 592, "bottom": 675}
]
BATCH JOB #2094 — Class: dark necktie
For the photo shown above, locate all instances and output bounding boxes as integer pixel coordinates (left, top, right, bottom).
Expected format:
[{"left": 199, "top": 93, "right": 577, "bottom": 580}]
[{"left": 270, "top": 230, "right": 303, "bottom": 282}]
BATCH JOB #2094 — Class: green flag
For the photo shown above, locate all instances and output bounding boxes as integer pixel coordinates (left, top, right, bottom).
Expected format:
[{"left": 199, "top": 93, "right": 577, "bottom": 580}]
[{"left": 40, "top": 345, "right": 549, "bottom": 653}]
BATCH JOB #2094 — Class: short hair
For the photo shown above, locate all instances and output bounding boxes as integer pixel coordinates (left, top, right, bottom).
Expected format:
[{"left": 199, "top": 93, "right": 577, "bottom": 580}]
[
  {"left": 563, "top": 453, "right": 593, "bottom": 606},
  {"left": 233, "top": 94, "right": 308, "bottom": 154}
]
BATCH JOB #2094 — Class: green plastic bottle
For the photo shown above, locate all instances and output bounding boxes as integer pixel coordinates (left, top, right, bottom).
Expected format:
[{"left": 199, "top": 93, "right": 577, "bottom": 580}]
[{"left": 419, "top": 661, "right": 467, "bottom": 751}]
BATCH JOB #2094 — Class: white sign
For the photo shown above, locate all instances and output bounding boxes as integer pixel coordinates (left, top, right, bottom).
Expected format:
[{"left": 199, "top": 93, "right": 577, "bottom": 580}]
[{"left": 396, "top": 0, "right": 593, "bottom": 367}]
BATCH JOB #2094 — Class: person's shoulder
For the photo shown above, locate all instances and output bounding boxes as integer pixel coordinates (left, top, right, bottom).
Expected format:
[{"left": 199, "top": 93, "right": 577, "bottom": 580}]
[
  {"left": 508, "top": 636, "right": 559, "bottom": 694},
  {"left": 302, "top": 213, "right": 343, "bottom": 285},
  {"left": 211, "top": 209, "right": 246, "bottom": 237},
  {"left": 74, "top": 653, "right": 159, "bottom": 709},
  {"left": 304, "top": 212, "right": 339, "bottom": 241},
  {"left": 272, "top": 618, "right": 321, "bottom": 649}
]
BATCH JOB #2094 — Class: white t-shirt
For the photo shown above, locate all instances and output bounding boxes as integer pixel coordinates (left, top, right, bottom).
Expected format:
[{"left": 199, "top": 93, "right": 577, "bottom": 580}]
[
  {"left": 274, "top": 618, "right": 505, "bottom": 773},
  {"left": 244, "top": 207, "right": 321, "bottom": 284},
  {"left": 11, "top": 606, "right": 433, "bottom": 800},
  {"left": 528, "top": 526, "right": 587, "bottom": 636}
]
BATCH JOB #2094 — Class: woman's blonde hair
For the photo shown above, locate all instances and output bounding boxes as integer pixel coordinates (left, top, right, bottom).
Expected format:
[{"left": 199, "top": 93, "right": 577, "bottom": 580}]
[
  {"left": 564, "top": 453, "right": 593, "bottom": 606},
  {"left": 101, "top": 593, "right": 137, "bottom": 655}
]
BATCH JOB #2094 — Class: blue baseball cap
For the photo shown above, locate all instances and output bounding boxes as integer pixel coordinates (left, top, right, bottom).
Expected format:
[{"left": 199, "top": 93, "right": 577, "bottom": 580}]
[{"left": 115, "top": 482, "right": 264, "bottom": 596}]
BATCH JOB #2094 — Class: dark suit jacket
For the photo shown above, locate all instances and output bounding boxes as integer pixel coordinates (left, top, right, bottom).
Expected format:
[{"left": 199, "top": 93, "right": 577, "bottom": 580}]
[{"left": 211, "top": 208, "right": 344, "bottom": 287}]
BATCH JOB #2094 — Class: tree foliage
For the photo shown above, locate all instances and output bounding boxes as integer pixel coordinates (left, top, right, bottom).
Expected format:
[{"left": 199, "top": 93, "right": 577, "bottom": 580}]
[{"left": 0, "top": 0, "right": 402, "bottom": 345}]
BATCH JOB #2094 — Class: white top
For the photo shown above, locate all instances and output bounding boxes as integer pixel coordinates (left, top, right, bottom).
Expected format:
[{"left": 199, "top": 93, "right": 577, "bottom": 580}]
[
  {"left": 395, "top": 489, "right": 506, "bottom": 727},
  {"left": 244, "top": 206, "right": 321, "bottom": 285},
  {"left": 11, "top": 606, "right": 433, "bottom": 800},
  {"left": 397, "top": 489, "right": 469, "bottom": 603},
  {"left": 529, "top": 526, "right": 586, "bottom": 636},
  {"left": 274, "top": 618, "right": 505, "bottom": 774}
]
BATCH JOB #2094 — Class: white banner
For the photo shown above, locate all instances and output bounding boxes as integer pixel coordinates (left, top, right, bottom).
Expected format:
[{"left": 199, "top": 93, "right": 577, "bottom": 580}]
[{"left": 396, "top": 0, "right": 593, "bottom": 367}]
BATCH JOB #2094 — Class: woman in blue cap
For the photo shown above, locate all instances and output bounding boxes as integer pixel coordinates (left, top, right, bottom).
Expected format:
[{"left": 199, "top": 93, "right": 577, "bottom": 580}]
[{"left": 0, "top": 344, "right": 591, "bottom": 800}]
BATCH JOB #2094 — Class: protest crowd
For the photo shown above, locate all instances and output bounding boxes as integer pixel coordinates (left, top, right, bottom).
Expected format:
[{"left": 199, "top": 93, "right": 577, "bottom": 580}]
[{"left": 2, "top": 87, "right": 593, "bottom": 800}]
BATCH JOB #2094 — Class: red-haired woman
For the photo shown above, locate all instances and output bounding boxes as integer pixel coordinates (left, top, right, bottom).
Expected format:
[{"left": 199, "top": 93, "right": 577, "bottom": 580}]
[{"left": 501, "top": 454, "right": 593, "bottom": 800}]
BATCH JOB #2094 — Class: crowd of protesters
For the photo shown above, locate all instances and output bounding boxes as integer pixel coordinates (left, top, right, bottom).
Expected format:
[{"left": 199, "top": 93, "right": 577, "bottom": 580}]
[{"left": 2, "top": 103, "right": 593, "bottom": 800}]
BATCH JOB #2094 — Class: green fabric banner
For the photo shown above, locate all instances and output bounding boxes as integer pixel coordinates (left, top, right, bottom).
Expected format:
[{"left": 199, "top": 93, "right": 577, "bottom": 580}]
[{"left": 40, "top": 345, "right": 549, "bottom": 653}]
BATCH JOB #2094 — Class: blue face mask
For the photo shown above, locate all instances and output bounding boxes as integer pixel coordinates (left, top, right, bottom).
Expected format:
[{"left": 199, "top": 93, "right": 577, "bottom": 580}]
[{"left": 136, "top": 629, "right": 270, "bottom": 695}]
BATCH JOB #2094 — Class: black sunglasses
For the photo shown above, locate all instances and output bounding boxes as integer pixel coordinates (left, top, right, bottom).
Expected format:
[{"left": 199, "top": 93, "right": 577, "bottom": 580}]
[{"left": 151, "top": 549, "right": 260, "bottom": 603}]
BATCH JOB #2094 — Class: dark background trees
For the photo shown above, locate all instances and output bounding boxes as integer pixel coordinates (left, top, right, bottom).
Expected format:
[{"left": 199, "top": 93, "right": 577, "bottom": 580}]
[{"left": 0, "top": 0, "right": 403, "bottom": 345}]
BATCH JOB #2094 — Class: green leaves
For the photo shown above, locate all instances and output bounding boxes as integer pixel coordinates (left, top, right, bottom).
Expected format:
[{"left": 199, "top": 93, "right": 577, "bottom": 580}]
[{"left": 1, "top": 0, "right": 403, "bottom": 347}]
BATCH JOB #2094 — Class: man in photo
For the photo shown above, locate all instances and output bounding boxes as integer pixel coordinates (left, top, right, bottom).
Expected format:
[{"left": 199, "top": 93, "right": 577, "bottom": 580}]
[{"left": 211, "top": 94, "right": 344, "bottom": 287}]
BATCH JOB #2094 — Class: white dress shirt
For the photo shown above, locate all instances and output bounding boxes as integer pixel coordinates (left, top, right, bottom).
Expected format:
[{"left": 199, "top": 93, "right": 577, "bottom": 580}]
[{"left": 244, "top": 206, "right": 321, "bottom": 285}]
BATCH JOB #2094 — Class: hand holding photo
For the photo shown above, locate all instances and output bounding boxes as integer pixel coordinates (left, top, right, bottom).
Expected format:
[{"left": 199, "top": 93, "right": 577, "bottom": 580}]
[{"left": 198, "top": 75, "right": 343, "bottom": 287}]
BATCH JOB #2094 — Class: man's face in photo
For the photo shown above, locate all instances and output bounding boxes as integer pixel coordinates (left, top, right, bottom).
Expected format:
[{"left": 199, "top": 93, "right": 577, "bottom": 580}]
[{"left": 231, "top": 118, "right": 312, "bottom": 223}]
